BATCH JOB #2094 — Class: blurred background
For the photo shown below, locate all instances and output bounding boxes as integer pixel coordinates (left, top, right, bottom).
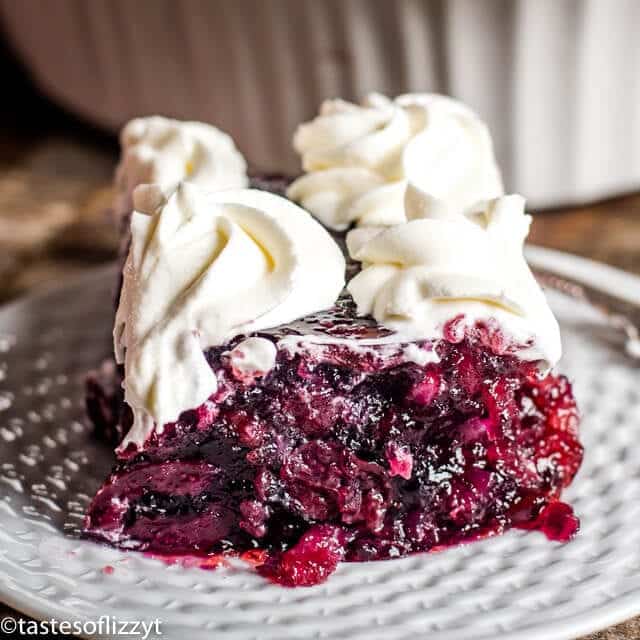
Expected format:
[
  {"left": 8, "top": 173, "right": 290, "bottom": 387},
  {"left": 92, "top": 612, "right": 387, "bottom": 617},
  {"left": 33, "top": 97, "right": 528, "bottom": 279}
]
[{"left": 0, "top": 0, "right": 638, "bottom": 301}]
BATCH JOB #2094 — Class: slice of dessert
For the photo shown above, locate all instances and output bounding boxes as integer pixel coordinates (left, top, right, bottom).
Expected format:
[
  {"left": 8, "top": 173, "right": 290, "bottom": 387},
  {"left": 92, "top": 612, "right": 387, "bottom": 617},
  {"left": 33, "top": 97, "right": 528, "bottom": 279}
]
[{"left": 85, "top": 175, "right": 582, "bottom": 586}]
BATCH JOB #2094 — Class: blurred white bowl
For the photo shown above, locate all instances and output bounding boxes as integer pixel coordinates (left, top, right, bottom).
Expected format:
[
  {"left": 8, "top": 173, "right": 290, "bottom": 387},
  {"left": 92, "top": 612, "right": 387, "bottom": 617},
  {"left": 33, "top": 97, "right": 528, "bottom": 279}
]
[{"left": 2, "top": 0, "right": 639, "bottom": 208}]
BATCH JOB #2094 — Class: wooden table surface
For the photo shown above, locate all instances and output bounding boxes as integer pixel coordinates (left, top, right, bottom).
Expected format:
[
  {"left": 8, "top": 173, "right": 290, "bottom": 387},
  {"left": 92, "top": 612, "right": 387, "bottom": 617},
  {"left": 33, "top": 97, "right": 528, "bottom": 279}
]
[{"left": 0, "top": 106, "right": 639, "bottom": 640}]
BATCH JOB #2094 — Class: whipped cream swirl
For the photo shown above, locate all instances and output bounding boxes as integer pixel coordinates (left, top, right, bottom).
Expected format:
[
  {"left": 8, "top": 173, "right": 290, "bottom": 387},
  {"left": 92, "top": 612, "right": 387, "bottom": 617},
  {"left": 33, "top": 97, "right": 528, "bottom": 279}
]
[
  {"left": 114, "top": 116, "right": 248, "bottom": 219},
  {"left": 347, "top": 183, "right": 561, "bottom": 368},
  {"left": 287, "top": 93, "right": 503, "bottom": 231},
  {"left": 115, "top": 183, "right": 345, "bottom": 449}
]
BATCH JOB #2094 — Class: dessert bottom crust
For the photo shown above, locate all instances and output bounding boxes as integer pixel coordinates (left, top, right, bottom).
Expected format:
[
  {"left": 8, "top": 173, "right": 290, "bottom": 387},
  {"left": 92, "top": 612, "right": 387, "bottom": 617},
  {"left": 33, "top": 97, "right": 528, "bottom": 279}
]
[{"left": 85, "top": 337, "right": 582, "bottom": 587}]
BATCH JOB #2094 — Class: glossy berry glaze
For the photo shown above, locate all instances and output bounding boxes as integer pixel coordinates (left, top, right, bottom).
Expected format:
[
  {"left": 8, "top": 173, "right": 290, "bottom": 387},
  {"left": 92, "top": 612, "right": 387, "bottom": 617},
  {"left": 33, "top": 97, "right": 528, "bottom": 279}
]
[{"left": 84, "top": 176, "right": 582, "bottom": 587}]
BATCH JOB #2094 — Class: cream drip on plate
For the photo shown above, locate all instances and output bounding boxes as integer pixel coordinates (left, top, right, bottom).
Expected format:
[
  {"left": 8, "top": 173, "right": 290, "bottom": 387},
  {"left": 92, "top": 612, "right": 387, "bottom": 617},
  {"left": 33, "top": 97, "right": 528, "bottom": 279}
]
[
  {"left": 114, "top": 116, "right": 248, "bottom": 219},
  {"left": 347, "top": 182, "right": 562, "bottom": 368},
  {"left": 287, "top": 93, "right": 503, "bottom": 230},
  {"left": 115, "top": 183, "right": 345, "bottom": 450}
]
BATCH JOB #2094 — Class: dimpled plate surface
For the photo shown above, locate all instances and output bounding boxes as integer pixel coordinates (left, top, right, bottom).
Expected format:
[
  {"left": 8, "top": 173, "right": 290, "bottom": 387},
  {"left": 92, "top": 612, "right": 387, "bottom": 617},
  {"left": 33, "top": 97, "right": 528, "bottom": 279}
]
[{"left": 0, "top": 247, "right": 639, "bottom": 640}]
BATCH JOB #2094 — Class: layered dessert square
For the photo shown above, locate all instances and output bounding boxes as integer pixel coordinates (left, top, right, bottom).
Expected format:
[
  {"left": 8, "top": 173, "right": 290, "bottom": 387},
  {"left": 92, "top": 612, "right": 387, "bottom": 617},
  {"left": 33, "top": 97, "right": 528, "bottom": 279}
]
[{"left": 85, "top": 100, "right": 582, "bottom": 587}]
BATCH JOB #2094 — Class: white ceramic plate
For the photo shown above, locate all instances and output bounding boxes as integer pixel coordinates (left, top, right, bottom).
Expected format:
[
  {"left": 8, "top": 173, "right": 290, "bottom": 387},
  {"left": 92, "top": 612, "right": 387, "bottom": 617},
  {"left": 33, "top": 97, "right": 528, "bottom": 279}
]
[{"left": 0, "top": 247, "right": 639, "bottom": 640}]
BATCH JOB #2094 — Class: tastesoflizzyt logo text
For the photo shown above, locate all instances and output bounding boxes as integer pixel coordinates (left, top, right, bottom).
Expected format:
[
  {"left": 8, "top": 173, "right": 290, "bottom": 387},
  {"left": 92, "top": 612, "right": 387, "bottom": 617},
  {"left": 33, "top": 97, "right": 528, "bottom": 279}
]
[{"left": 1, "top": 615, "right": 163, "bottom": 638}]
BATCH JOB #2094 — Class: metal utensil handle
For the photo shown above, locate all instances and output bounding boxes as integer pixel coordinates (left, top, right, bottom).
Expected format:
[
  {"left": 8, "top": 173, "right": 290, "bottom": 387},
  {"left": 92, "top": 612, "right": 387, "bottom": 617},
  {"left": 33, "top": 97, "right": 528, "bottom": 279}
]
[{"left": 533, "top": 267, "right": 640, "bottom": 359}]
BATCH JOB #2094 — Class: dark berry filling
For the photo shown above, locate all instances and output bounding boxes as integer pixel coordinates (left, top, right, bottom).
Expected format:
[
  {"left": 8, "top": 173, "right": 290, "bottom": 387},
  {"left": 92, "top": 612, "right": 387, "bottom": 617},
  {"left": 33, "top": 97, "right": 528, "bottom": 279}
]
[
  {"left": 86, "top": 360, "right": 125, "bottom": 447},
  {"left": 85, "top": 333, "right": 582, "bottom": 586}
]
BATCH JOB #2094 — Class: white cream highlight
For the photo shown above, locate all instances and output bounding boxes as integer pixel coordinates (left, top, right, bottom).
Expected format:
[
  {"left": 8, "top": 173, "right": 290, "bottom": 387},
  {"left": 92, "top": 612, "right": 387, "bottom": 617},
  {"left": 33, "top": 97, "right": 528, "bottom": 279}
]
[
  {"left": 347, "top": 182, "right": 562, "bottom": 368},
  {"left": 228, "top": 337, "right": 278, "bottom": 381},
  {"left": 114, "top": 116, "right": 248, "bottom": 218},
  {"left": 287, "top": 93, "right": 503, "bottom": 230},
  {"left": 115, "top": 183, "right": 345, "bottom": 450}
]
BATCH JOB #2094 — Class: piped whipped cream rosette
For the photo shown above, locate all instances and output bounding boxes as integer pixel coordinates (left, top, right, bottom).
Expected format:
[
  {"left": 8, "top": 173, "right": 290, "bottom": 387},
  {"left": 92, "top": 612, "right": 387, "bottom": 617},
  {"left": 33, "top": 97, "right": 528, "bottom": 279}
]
[
  {"left": 114, "top": 183, "right": 345, "bottom": 449},
  {"left": 347, "top": 182, "right": 562, "bottom": 369},
  {"left": 114, "top": 116, "right": 248, "bottom": 219},
  {"left": 287, "top": 93, "right": 503, "bottom": 231}
]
